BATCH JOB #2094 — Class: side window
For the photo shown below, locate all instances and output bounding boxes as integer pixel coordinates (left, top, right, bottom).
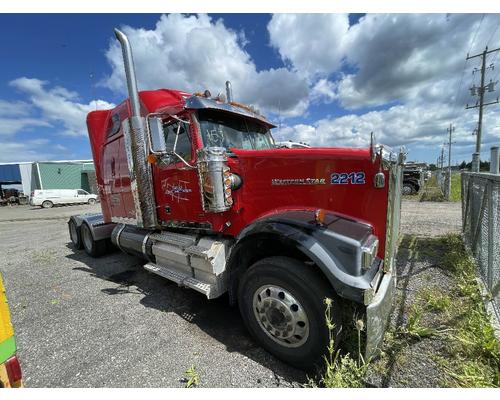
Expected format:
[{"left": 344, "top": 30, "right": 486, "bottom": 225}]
[
  {"left": 77, "top": 190, "right": 87, "bottom": 195},
  {"left": 164, "top": 121, "right": 192, "bottom": 162},
  {"left": 107, "top": 113, "right": 121, "bottom": 138}
]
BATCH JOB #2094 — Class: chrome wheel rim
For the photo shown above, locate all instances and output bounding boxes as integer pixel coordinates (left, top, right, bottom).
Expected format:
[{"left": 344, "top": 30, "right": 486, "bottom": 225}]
[
  {"left": 69, "top": 222, "right": 78, "bottom": 244},
  {"left": 253, "top": 284, "right": 309, "bottom": 348},
  {"left": 82, "top": 225, "right": 93, "bottom": 251}
]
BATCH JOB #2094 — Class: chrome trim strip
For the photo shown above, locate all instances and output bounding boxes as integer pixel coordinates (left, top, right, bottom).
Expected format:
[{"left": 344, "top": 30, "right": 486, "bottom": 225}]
[
  {"left": 142, "top": 232, "right": 151, "bottom": 256},
  {"left": 114, "top": 223, "right": 126, "bottom": 252}
]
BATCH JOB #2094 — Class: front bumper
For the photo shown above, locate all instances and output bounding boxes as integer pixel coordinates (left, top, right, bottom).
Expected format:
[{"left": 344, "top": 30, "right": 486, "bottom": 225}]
[{"left": 365, "top": 266, "right": 396, "bottom": 360}]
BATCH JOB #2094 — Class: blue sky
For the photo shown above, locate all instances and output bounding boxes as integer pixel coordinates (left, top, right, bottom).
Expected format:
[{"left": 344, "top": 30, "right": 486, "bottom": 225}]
[{"left": 1, "top": 13, "right": 500, "bottom": 165}]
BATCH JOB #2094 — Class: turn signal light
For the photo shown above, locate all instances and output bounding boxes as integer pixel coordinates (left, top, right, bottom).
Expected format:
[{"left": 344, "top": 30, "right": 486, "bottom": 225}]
[
  {"left": 147, "top": 154, "right": 158, "bottom": 164},
  {"left": 314, "top": 209, "right": 325, "bottom": 225}
]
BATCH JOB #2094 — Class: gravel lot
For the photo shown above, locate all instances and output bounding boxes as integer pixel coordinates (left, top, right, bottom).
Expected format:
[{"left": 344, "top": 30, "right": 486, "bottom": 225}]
[
  {"left": 0, "top": 200, "right": 462, "bottom": 387},
  {"left": 399, "top": 199, "right": 461, "bottom": 237}
]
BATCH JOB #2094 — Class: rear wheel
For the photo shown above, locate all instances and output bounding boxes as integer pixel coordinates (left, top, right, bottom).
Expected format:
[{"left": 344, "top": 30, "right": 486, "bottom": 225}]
[
  {"left": 238, "top": 256, "right": 341, "bottom": 370},
  {"left": 81, "top": 222, "right": 107, "bottom": 257},
  {"left": 68, "top": 219, "right": 82, "bottom": 249},
  {"left": 88, "top": 198, "right": 96, "bottom": 205},
  {"left": 41, "top": 200, "right": 53, "bottom": 208}
]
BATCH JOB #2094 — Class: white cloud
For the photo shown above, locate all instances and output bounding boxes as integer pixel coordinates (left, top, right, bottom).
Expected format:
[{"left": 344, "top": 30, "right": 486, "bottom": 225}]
[
  {"left": 311, "top": 78, "right": 338, "bottom": 103},
  {"left": 268, "top": 14, "right": 350, "bottom": 78},
  {"left": 102, "top": 13, "right": 309, "bottom": 117},
  {"left": 9, "top": 77, "right": 114, "bottom": 137},
  {"left": 0, "top": 117, "right": 51, "bottom": 136},
  {"left": 0, "top": 139, "right": 69, "bottom": 163},
  {"left": 268, "top": 13, "right": 500, "bottom": 161},
  {"left": 276, "top": 101, "right": 500, "bottom": 160},
  {"left": 0, "top": 100, "right": 33, "bottom": 117},
  {"left": 0, "top": 98, "right": 52, "bottom": 136}
]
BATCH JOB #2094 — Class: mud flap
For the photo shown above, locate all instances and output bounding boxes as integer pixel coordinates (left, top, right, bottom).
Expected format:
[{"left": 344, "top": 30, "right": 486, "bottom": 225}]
[{"left": 365, "top": 269, "right": 396, "bottom": 360}]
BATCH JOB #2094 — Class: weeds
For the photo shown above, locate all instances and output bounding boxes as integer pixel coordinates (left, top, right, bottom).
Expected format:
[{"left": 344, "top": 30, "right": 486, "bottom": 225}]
[
  {"left": 183, "top": 366, "right": 200, "bottom": 388},
  {"left": 419, "top": 175, "right": 445, "bottom": 202},
  {"left": 419, "top": 288, "right": 451, "bottom": 313},
  {"left": 449, "top": 173, "right": 461, "bottom": 202},
  {"left": 307, "top": 298, "right": 368, "bottom": 388},
  {"left": 372, "top": 233, "right": 499, "bottom": 387},
  {"left": 402, "top": 305, "right": 438, "bottom": 339}
]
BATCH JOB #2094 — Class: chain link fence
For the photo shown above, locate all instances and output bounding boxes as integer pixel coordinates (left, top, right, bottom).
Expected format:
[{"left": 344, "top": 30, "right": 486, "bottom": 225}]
[{"left": 461, "top": 172, "right": 500, "bottom": 319}]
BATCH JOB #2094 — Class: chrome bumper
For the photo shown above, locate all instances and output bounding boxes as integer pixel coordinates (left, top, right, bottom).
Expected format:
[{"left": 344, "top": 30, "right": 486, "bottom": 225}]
[{"left": 365, "top": 266, "right": 396, "bottom": 360}]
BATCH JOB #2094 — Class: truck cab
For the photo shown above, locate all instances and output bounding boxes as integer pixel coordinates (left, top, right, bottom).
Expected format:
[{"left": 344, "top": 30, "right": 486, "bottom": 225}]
[{"left": 68, "top": 28, "right": 403, "bottom": 370}]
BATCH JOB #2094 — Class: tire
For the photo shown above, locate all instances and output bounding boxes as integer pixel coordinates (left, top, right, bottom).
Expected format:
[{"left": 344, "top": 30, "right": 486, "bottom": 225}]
[
  {"left": 88, "top": 198, "right": 96, "bottom": 205},
  {"left": 68, "top": 219, "right": 83, "bottom": 250},
  {"left": 81, "top": 222, "right": 107, "bottom": 257},
  {"left": 41, "top": 200, "right": 53, "bottom": 208},
  {"left": 238, "top": 256, "right": 341, "bottom": 370},
  {"left": 402, "top": 184, "right": 414, "bottom": 195}
]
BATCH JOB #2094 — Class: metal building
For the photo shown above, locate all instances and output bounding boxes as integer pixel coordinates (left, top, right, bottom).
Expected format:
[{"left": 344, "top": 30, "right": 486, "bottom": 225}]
[{"left": 0, "top": 160, "right": 96, "bottom": 196}]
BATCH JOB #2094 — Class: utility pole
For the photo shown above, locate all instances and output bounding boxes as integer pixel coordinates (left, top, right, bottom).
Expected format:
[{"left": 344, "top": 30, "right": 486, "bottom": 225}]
[
  {"left": 466, "top": 46, "right": 500, "bottom": 171},
  {"left": 445, "top": 124, "right": 455, "bottom": 200}
]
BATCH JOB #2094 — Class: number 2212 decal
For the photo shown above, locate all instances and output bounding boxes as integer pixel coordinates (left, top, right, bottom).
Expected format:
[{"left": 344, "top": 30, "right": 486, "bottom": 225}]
[{"left": 331, "top": 172, "right": 366, "bottom": 185}]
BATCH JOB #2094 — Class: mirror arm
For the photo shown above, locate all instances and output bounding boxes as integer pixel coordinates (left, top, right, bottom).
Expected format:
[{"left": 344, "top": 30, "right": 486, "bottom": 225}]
[
  {"left": 169, "top": 151, "right": 197, "bottom": 169},
  {"left": 170, "top": 114, "right": 190, "bottom": 124}
]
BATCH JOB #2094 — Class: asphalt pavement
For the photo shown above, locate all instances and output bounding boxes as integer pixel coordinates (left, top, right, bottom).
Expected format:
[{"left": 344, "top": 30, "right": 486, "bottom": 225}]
[
  {"left": 0, "top": 205, "right": 304, "bottom": 387},
  {"left": 0, "top": 200, "right": 462, "bottom": 387}
]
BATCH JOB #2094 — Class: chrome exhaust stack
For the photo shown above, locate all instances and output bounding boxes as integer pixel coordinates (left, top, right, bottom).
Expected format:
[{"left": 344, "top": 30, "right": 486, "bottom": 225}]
[
  {"left": 114, "top": 28, "right": 157, "bottom": 229},
  {"left": 225, "top": 81, "right": 233, "bottom": 103}
]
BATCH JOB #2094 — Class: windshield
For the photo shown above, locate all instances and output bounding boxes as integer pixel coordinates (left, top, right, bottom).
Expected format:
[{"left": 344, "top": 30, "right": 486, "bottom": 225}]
[{"left": 197, "top": 109, "right": 274, "bottom": 150}]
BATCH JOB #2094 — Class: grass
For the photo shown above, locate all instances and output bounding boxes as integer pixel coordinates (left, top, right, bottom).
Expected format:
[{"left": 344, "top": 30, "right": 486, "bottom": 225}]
[
  {"left": 449, "top": 173, "right": 461, "bottom": 202},
  {"left": 375, "top": 234, "right": 499, "bottom": 387},
  {"left": 419, "top": 287, "right": 452, "bottom": 313},
  {"left": 306, "top": 298, "right": 368, "bottom": 388},
  {"left": 403, "top": 305, "right": 439, "bottom": 339},
  {"left": 312, "top": 233, "right": 499, "bottom": 387},
  {"left": 419, "top": 175, "right": 445, "bottom": 202}
]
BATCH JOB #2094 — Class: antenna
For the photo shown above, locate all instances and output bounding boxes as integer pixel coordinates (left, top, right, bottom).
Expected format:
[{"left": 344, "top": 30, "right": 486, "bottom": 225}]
[
  {"left": 278, "top": 98, "right": 281, "bottom": 135},
  {"left": 90, "top": 72, "right": 97, "bottom": 111}
]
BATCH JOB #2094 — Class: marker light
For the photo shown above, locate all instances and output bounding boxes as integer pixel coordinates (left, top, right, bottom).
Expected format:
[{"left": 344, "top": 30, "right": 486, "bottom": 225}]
[
  {"left": 147, "top": 154, "right": 158, "bottom": 164},
  {"left": 5, "top": 356, "right": 22, "bottom": 388},
  {"left": 314, "top": 209, "right": 325, "bottom": 225}
]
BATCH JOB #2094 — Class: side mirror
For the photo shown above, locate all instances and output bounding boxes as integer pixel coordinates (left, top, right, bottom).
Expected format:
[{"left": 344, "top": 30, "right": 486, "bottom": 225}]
[{"left": 148, "top": 117, "right": 166, "bottom": 153}]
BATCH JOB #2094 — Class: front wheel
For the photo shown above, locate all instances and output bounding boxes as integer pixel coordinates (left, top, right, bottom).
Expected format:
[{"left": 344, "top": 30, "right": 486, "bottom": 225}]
[
  {"left": 41, "top": 200, "right": 53, "bottom": 208},
  {"left": 88, "top": 198, "right": 96, "bottom": 205},
  {"left": 402, "top": 184, "right": 414, "bottom": 195},
  {"left": 238, "top": 256, "right": 341, "bottom": 370}
]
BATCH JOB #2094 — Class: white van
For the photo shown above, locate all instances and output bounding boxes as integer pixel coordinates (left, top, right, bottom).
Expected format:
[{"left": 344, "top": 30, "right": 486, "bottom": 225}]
[{"left": 30, "top": 189, "right": 98, "bottom": 208}]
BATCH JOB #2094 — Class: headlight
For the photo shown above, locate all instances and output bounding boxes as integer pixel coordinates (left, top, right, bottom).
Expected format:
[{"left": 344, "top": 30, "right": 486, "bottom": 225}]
[{"left": 361, "top": 235, "right": 379, "bottom": 270}]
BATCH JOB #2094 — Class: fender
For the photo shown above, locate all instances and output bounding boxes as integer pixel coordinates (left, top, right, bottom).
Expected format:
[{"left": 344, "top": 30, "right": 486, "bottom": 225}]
[{"left": 228, "top": 210, "right": 383, "bottom": 304}]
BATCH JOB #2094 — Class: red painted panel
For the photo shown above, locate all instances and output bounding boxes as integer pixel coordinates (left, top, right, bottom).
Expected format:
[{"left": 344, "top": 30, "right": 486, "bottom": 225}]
[{"left": 87, "top": 89, "right": 389, "bottom": 257}]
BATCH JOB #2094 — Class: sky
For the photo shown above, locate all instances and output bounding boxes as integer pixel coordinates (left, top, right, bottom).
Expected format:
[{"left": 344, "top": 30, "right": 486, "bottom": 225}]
[{"left": 1, "top": 13, "right": 500, "bottom": 165}]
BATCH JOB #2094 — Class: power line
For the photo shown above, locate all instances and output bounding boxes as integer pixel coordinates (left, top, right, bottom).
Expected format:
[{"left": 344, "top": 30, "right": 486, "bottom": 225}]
[
  {"left": 486, "top": 20, "right": 500, "bottom": 47},
  {"left": 466, "top": 46, "right": 500, "bottom": 171},
  {"left": 452, "top": 14, "right": 486, "bottom": 120}
]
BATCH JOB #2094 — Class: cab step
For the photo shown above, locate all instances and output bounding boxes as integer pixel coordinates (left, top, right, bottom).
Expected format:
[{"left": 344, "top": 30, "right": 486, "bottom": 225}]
[{"left": 143, "top": 262, "right": 225, "bottom": 299}]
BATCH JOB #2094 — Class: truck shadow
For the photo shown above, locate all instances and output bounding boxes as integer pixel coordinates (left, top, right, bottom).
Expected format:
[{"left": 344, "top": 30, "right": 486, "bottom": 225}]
[{"left": 64, "top": 243, "right": 306, "bottom": 385}]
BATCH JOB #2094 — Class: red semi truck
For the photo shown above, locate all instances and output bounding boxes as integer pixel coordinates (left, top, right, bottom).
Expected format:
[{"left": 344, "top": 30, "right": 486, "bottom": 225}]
[{"left": 68, "top": 29, "right": 402, "bottom": 369}]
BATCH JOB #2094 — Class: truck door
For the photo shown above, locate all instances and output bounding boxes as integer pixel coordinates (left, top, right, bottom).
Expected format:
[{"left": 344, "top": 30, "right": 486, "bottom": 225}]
[{"left": 152, "top": 119, "right": 204, "bottom": 224}]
